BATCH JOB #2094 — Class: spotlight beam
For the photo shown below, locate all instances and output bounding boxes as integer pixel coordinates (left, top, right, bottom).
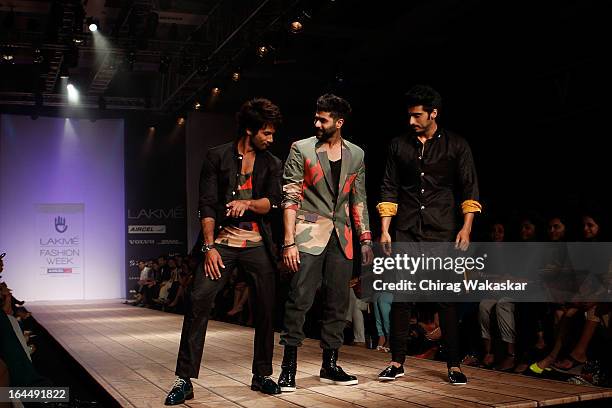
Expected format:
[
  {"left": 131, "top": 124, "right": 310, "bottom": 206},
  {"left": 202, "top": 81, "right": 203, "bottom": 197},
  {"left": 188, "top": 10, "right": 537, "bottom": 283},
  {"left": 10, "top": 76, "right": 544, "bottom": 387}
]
[{"left": 67, "top": 83, "right": 80, "bottom": 103}]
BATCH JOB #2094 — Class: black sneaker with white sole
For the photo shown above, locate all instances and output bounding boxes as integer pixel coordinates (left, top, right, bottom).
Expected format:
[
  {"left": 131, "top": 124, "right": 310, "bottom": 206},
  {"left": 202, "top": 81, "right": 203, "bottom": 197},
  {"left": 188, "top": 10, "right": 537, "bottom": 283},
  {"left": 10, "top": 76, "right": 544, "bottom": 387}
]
[
  {"left": 319, "top": 349, "right": 358, "bottom": 386},
  {"left": 320, "top": 365, "right": 358, "bottom": 385},
  {"left": 378, "top": 365, "right": 405, "bottom": 381}
]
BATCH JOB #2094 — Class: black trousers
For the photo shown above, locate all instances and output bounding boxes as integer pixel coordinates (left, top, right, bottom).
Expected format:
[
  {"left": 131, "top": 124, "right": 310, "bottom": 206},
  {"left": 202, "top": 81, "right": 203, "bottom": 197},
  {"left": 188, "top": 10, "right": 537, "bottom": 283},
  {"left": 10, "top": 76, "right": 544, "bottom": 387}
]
[
  {"left": 390, "top": 228, "right": 461, "bottom": 368},
  {"left": 175, "top": 244, "right": 276, "bottom": 378},
  {"left": 280, "top": 233, "right": 352, "bottom": 350}
]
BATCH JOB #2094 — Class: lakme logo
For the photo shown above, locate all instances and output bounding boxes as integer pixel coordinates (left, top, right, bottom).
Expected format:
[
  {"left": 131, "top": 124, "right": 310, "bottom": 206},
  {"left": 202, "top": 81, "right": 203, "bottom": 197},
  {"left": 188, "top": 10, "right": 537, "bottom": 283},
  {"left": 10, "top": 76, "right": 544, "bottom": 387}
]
[
  {"left": 128, "top": 206, "right": 185, "bottom": 220},
  {"left": 55, "top": 216, "right": 68, "bottom": 233}
]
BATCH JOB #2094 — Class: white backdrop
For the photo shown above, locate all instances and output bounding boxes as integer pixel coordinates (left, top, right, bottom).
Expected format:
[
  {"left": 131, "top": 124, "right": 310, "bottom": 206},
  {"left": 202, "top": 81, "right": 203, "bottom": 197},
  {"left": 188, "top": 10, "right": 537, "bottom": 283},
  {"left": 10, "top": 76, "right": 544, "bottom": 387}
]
[{"left": 0, "top": 114, "right": 125, "bottom": 300}]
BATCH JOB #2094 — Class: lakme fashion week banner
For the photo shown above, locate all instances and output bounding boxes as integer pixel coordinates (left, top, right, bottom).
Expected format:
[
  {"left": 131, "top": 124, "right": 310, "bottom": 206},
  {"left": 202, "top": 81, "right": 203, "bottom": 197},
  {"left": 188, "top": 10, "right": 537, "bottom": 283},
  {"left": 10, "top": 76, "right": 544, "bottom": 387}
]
[{"left": 36, "top": 203, "right": 84, "bottom": 275}]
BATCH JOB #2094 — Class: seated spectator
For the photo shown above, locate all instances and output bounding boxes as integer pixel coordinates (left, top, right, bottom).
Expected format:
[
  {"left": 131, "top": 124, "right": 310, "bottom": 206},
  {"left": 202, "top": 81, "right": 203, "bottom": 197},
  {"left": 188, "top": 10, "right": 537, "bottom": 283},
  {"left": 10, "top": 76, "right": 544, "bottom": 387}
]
[
  {"left": 155, "top": 258, "right": 179, "bottom": 305},
  {"left": 478, "top": 222, "right": 517, "bottom": 370},
  {"left": 166, "top": 264, "right": 192, "bottom": 314},
  {"left": 372, "top": 291, "right": 393, "bottom": 352},
  {"left": 513, "top": 213, "right": 548, "bottom": 373},
  {"left": 132, "top": 260, "right": 155, "bottom": 306},
  {"left": 345, "top": 277, "right": 369, "bottom": 346},
  {"left": 0, "top": 253, "right": 48, "bottom": 387},
  {"left": 533, "top": 212, "right": 609, "bottom": 374}
]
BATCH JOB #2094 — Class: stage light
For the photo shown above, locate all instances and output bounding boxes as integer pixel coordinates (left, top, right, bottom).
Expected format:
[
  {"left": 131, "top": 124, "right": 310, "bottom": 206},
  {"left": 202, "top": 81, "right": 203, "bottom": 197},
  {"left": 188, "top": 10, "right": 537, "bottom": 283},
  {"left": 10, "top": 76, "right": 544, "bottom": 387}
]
[
  {"left": 289, "top": 21, "right": 303, "bottom": 34},
  {"left": 177, "top": 117, "right": 185, "bottom": 126},
  {"left": 59, "top": 64, "right": 69, "bottom": 79},
  {"left": 194, "top": 101, "right": 201, "bottom": 110},
  {"left": 288, "top": 11, "right": 310, "bottom": 34},
  {"left": 66, "top": 83, "right": 79, "bottom": 103},
  {"left": 231, "top": 71, "right": 241, "bottom": 82},
  {"left": 211, "top": 87, "right": 221, "bottom": 96},
  {"left": 256, "top": 45, "right": 269, "bottom": 58},
  {"left": 1, "top": 46, "right": 14, "bottom": 64},
  {"left": 86, "top": 16, "right": 100, "bottom": 33}
]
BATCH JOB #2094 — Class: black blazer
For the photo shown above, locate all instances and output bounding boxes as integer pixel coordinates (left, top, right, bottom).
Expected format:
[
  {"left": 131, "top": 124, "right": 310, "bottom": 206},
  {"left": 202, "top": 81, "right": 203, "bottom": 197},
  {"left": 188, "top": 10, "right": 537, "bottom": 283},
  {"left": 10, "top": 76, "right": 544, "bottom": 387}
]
[{"left": 198, "top": 142, "right": 282, "bottom": 260}]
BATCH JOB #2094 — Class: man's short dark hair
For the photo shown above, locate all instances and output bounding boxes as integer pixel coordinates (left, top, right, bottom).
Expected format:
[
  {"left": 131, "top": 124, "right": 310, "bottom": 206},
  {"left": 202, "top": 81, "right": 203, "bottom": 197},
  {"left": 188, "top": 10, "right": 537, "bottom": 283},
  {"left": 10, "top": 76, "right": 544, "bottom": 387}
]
[
  {"left": 404, "top": 85, "right": 442, "bottom": 114},
  {"left": 316, "top": 94, "right": 352, "bottom": 120},
  {"left": 236, "top": 98, "right": 282, "bottom": 136}
]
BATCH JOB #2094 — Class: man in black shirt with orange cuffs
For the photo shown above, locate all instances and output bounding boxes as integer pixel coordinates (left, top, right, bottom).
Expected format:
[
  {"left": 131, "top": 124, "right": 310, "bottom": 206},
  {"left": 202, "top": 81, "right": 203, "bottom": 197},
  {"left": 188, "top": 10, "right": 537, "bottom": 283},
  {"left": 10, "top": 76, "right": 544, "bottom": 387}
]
[{"left": 376, "top": 85, "right": 481, "bottom": 385}]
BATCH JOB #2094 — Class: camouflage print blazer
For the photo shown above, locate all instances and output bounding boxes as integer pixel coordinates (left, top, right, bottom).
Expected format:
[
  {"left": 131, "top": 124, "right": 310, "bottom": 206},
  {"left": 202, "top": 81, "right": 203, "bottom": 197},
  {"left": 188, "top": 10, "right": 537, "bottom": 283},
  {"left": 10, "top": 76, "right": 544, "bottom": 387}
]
[{"left": 282, "top": 136, "right": 372, "bottom": 259}]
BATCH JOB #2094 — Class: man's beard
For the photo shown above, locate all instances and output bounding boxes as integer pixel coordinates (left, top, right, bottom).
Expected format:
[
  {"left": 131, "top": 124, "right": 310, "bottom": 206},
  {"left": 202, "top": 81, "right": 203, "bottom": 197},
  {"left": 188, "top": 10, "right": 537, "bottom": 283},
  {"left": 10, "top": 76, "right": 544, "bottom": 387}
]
[{"left": 316, "top": 127, "right": 335, "bottom": 141}]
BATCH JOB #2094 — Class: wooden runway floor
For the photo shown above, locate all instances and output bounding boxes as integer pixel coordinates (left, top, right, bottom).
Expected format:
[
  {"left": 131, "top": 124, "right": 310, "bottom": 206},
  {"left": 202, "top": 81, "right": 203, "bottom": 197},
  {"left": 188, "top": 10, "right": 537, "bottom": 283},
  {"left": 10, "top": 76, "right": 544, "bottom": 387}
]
[{"left": 27, "top": 300, "right": 612, "bottom": 408}]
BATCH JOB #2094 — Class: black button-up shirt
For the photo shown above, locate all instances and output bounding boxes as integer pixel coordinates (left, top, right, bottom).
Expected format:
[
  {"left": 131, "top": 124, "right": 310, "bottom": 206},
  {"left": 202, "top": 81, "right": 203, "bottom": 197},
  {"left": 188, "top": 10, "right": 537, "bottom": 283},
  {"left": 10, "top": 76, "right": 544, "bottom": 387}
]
[
  {"left": 198, "top": 142, "right": 282, "bottom": 257},
  {"left": 380, "top": 128, "right": 479, "bottom": 233}
]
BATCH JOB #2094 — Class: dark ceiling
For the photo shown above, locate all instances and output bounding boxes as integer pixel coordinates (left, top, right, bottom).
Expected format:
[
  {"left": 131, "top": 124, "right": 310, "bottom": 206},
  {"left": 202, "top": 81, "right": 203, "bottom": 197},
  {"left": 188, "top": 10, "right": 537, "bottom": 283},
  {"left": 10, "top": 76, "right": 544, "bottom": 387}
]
[{"left": 1, "top": 0, "right": 607, "bottom": 116}]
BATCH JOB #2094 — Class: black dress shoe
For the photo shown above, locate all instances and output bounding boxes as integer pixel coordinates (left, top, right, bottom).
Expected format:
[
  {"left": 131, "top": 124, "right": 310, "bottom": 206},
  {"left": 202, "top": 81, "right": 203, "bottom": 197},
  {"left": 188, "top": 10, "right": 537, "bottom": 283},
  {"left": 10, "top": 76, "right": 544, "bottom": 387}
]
[
  {"left": 378, "top": 365, "right": 405, "bottom": 381},
  {"left": 251, "top": 375, "right": 281, "bottom": 395},
  {"left": 320, "top": 349, "right": 358, "bottom": 386},
  {"left": 165, "top": 377, "right": 194, "bottom": 405},
  {"left": 448, "top": 369, "right": 468, "bottom": 385}
]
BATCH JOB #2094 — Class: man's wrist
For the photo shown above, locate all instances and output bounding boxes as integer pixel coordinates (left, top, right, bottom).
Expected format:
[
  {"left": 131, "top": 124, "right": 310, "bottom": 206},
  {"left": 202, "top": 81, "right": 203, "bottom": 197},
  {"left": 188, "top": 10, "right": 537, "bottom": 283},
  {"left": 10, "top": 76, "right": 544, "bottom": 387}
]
[{"left": 201, "top": 243, "right": 216, "bottom": 253}]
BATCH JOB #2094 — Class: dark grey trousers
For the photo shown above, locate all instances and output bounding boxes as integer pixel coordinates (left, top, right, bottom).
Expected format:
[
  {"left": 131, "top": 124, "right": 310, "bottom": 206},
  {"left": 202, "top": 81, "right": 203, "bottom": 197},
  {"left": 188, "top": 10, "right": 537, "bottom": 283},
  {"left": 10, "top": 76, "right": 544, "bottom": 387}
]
[{"left": 280, "top": 233, "right": 353, "bottom": 349}]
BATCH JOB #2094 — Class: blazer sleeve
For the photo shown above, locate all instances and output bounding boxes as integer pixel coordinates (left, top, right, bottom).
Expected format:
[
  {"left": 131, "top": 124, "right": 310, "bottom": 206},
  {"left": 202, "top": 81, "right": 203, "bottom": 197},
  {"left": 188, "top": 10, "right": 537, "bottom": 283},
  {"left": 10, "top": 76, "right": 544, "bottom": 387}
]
[
  {"left": 350, "top": 157, "right": 372, "bottom": 241},
  {"left": 281, "top": 142, "right": 304, "bottom": 210}
]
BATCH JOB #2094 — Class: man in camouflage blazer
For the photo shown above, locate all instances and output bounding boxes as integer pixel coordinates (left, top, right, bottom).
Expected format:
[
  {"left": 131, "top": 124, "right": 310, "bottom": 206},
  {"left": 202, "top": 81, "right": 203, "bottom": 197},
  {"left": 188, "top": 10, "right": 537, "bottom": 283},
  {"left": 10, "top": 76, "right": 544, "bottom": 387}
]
[{"left": 277, "top": 94, "right": 373, "bottom": 392}]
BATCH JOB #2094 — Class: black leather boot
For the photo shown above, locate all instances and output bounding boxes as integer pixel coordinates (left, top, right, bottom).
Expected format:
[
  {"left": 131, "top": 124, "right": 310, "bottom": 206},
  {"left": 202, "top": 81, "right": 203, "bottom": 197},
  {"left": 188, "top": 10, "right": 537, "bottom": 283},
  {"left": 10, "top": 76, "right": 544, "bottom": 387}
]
[
  {"left": 319, "top": 349, "right": 358, "bottom": 385},
  {"left": 278, "top": 345, "right": 297, "bottom": 392}
]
